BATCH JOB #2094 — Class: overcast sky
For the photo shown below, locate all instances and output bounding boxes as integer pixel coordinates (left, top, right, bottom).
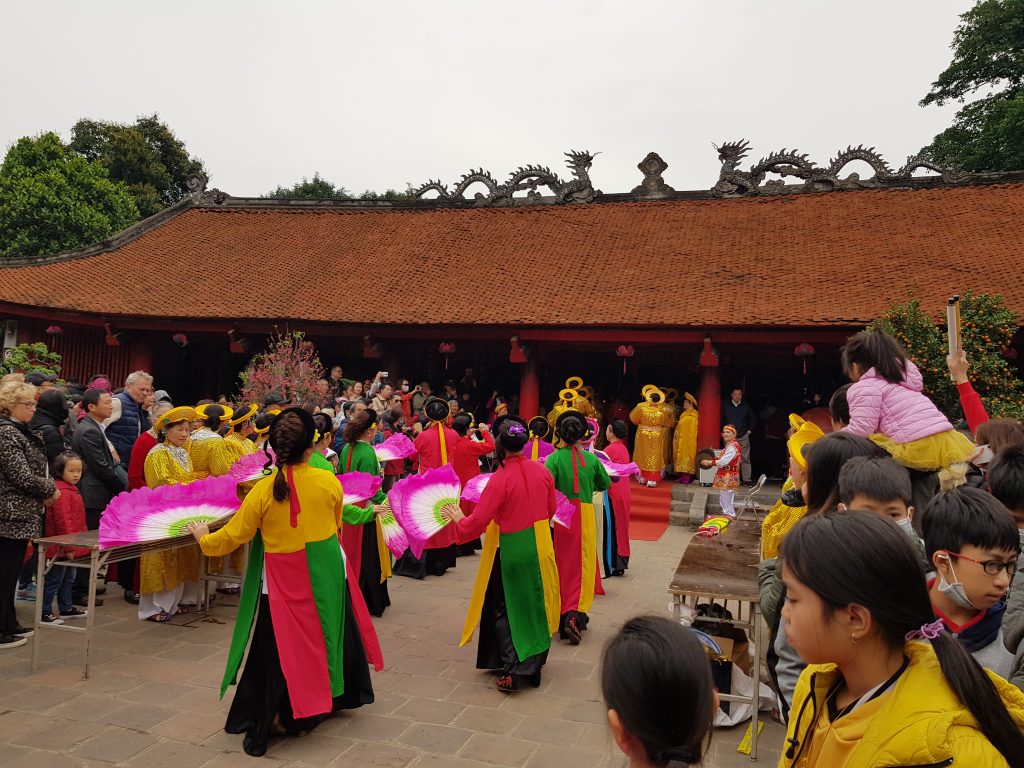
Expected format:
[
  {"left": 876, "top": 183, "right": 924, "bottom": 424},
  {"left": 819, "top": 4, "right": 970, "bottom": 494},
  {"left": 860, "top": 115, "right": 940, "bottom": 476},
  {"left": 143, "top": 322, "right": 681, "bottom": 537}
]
[{"left": 1, "top": 1, "right": 971, "bottom": 198}]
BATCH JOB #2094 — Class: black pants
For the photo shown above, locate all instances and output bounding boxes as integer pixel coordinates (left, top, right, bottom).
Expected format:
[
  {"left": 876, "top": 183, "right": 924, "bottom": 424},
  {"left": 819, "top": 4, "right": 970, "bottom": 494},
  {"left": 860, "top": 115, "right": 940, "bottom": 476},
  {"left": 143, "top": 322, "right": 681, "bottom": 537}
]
[
  {"left": 476, "top": 551, "right": 546, "bottom": 676},
  {"left": 0, "top": 537, "right": 29, "bottom": 635}
]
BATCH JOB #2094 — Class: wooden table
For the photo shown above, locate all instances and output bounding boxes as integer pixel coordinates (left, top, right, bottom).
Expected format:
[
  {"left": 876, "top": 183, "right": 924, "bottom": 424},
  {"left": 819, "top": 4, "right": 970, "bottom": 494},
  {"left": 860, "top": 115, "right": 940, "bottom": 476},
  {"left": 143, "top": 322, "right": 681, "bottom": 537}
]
[
  {"left": 669, "top": 517, "right": 764, "bottom": 761},
  {"left": 32, "top": 523, "right": 238, "bottom": 678}
]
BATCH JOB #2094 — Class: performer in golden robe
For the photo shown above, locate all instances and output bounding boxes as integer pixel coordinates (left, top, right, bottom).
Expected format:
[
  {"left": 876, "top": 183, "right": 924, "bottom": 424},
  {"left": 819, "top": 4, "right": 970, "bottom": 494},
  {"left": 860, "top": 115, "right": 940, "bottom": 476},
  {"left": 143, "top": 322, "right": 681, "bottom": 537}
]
[
  {"left": 547, "top": 387, "right": 580, "bottom": 440},
  {"left": 139, "top": 406, "right": 201, "bottom": 621},
  {"left": 224, "top": 403, "right": 258, "bottom": 461},
  {"left": 672, "top": 393, "right": 699, "bottom": 484},
  {"left": 659, "top": 388, "right": 681, "bottom": 475},
  {"left": 629, "top": 386, "right": 674, "bottom": 487}
]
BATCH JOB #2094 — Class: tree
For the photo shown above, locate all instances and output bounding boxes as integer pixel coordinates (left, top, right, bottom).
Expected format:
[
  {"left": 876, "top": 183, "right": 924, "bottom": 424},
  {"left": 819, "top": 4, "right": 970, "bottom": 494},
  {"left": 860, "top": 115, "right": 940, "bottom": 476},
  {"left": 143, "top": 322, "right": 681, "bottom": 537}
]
[
  {"left": 0, "top": 133, "right": 139, "bottom": 259},
  {"left": 68, "top": 114, "right": 207, "bottom": 218},
  {"left": 920, "top": 0, "right": 1024, "bottom": 171},
  {"left": 0, "top": 342, "right": 61, "bottom": 377},
  {"left": 237, "top": 329, "right": 326, "bottom": 406},
  {"left": 870, "top": 292, "right": 1024, "bottom": 421},
  {"left": 264, "top": 173, "right": 416, "bottom": 200}
]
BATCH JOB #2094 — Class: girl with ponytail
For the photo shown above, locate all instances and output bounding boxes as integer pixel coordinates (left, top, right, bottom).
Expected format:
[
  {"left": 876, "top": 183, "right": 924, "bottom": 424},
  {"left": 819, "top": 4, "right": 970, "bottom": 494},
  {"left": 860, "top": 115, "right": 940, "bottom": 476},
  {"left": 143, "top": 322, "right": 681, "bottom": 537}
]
[
  {"left": 779, "top": 510, "right": 1024, "bottom": 768},
  {"left": 187, "top": 407, "right": 382, "bottom": 757}
]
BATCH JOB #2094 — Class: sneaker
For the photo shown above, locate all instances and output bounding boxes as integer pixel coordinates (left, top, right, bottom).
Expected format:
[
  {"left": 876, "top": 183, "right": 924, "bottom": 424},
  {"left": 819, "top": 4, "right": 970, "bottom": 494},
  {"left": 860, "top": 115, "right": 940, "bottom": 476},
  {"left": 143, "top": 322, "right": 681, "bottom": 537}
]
[
  {"left": 16, "top": 584, "right": 36, "bottom": 601},
  {"left": 11, "top": 625, "right": 34, "bottom": 638},
  {"left": 59, "top": 607, "right": 87, "bottom": 620},
  {"left": 41, "top": 614, "right": 64, "bottom": 625},
  {"left": 0, "top": 635, "right": 27, "bottom": 649}
]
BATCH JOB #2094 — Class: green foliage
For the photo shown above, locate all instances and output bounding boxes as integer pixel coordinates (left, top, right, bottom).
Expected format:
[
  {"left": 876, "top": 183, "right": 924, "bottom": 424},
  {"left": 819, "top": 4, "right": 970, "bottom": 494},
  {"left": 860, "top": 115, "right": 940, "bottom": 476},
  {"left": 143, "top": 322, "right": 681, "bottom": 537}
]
[
  {"left": 871, "top": 292, "right": 1024, "bottom": 420},
  {"left": 920, "top": 0, "right": 1024, "bottom": 171},
  {"left": 265, "top": 173, "right": 416, "bottom": 201},
  {"left": 0, "top": 342, "right": 61, "bottom": 377},
  {"left": 264, "top": 173, "right": 353, "bottom": 200},
  {"left": 0, "top": 133, "right": 139, "bottom": 259},
  {"left": 238, "top": 329, "right": 325, "bottom": 406},
  {"left": 68, "top": 114, "right": 207, "bottom": 218}
]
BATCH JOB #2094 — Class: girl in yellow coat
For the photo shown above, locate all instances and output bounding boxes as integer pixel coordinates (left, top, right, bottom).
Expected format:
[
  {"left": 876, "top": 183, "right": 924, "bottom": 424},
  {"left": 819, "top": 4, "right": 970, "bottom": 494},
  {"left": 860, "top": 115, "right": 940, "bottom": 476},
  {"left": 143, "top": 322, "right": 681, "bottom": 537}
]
[{"left": 779, "top": 511, "right": 1024, "bottom": 768}]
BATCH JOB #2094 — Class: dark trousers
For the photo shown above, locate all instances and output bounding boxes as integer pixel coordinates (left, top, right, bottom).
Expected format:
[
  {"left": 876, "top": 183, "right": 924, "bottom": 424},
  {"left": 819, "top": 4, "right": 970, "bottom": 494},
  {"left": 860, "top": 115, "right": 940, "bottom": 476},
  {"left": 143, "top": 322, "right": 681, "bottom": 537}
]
[
  {"left": 0, "top": 537, "right": 29, "bottom": 635},
  {"left": 74, "top": 508, "right": 103, "bottom": 597}
]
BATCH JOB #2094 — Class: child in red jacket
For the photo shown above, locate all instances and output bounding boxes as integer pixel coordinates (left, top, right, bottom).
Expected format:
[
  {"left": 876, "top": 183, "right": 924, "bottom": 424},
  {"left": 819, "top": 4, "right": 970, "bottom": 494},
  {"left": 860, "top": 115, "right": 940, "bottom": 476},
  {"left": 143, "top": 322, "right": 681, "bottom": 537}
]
[{"left": 42, "top": 452, "right": 90, "bottom": 623}]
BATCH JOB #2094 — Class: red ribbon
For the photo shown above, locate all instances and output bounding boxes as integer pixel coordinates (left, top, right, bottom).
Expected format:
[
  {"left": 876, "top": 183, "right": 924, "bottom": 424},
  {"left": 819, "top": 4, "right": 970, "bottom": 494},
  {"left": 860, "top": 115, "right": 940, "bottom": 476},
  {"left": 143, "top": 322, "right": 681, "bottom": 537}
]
[
  {"left": 286, "top": 465, "right": 301, "bottom": 528},
  {"left": 571, "top": 446, "right": 581, "bottom": 495}
]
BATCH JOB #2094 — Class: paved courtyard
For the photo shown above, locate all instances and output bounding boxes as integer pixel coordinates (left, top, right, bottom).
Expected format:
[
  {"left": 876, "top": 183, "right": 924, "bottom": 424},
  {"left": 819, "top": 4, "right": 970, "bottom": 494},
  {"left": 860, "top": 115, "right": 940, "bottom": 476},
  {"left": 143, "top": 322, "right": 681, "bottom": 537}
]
[{"left": 0, "top": 524, "right": 783, "bottom": 768}]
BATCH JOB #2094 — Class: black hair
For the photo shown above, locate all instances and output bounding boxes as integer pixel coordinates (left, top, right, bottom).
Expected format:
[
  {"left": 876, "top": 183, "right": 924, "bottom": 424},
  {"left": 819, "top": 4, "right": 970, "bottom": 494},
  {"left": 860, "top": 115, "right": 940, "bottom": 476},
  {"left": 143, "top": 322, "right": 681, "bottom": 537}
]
[
  {"left": 781, "top": 511, "right": 1024, "bottom": 767},
  {"left": 975, "top": 419, "right": 1024, "bottom": 454},
  {"left": 424, "top": 397, "right": 450, "bottom": 423},
  {"left": 344, "top": 408, "right": 377, "bottom": 445},
  {"left": 608, "top": 419, "right": 628, "bottom": 440},
  {"left": 837, "top": 456, "right": 912, "bottom": 507},
  {"left": 35, "top": 388, "right": 69, "bottom": 421},
  {"left": 53, "top": 450, "right": 82, "bottom": 478},
  {"left": 253, "top": 411, "right": 275, "bottom": 434},
  {"left": 493, "top": 415, "right": 529, "bottom": 466},
  {"left": 81, "top": 387, "right": 106, "bottom": 413},
  {"left": 528, "top": 416, "right": 550, "bottom": 439},
  {"left": 555, "top": 411, "right": 587, "bottom": 446},
  {"left": 268, "top": 409, "right": 315, "bottom": 502},
  {"left": 841, "top": 329, "right": 908, "bottom": 384},
  {"left": 451, "top": 413, "right": 473, "bottom": 437},
  {"left": 601, "top": 615, "right": 715, "bottom": 767},
  {"left": 922, "top": 487, "right": 1020, "bottom": 562},
  {"left": 203, "top": 404, "right": 230, "bottom": 431},
  {"left": 829, "top": 383, "right": 852, "bottom": 426},
  {"left": 988, "top": 447, "right": 1024, "bottom": 513},
  {"left": 312, "top": 413, "right": 334, "bottom": 444},
  {"left": 341, "top": 400, "right": 358, "bottom": 417},
  {"left": 804, "top": 432, "right": 886, "bottom": 514}
]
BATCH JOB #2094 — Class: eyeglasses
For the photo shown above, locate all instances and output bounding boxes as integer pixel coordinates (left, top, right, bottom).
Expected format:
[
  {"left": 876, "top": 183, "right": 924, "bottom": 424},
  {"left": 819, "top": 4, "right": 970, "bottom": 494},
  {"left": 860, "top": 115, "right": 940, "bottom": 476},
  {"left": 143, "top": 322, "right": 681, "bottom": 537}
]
[
  {"left": 16, "top": 401, "right": 37, "bottom": 408},
  {"left": 945, "top": 550, "right": 1018, "bottom": 577}
]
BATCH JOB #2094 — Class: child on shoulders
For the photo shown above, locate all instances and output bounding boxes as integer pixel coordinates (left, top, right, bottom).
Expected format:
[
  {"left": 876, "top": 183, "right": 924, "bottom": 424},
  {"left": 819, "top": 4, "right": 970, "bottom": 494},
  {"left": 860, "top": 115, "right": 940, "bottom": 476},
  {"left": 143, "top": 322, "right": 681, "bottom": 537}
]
[
  {"left": 841, "top": 329, "right": 974, "bottom": 489},
  {"left": 922, "top": 487, "right": 1018, "bottom": 681}
]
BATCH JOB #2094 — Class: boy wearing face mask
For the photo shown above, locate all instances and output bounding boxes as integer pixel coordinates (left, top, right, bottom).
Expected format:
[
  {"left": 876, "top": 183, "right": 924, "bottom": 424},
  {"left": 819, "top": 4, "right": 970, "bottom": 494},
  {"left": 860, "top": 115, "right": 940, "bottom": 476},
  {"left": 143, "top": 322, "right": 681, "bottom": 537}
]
[
  {"left": 837, "top": 456, "right": 929, "bottom": 576},
  {"left": 987, "top": 447, "right": 1024, "bottom": 689},
  {"left": 922, "top": 487, "right": 1019, "bottom": 681}
]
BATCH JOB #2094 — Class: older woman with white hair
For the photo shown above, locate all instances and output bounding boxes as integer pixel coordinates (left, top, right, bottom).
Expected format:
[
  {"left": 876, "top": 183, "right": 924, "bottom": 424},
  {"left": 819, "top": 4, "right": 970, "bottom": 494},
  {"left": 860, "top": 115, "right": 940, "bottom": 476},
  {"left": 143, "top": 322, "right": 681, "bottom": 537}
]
[{"left": 0, "top": 381, "right": 60, "bottom": 648}]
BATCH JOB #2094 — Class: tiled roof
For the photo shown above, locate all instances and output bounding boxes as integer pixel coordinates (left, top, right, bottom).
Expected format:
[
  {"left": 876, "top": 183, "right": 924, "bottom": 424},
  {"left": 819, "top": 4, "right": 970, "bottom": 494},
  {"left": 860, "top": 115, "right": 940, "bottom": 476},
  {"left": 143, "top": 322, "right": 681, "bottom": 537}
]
[{"left": 2, "top": 183, "right": 1023, "bottom": 328}]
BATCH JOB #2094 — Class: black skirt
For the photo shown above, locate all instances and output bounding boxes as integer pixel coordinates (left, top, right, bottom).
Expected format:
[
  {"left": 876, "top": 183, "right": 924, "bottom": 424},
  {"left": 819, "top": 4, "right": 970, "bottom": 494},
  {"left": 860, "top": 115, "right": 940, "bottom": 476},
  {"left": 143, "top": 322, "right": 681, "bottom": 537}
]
[
  {"left": 476, "top": 551, "right": 547, "bottom": 676},
  {"left": 358, "top": 522, "right": 390, "bottom": 617},
  {"left": 392, "top": 545, "right": 457, "bottom": 579},
  {"left": 225, "top": 594, "right": 374, "bottom": 742},
  {"left": 601, "top": 497, "right": 629, "bottom": 577}
]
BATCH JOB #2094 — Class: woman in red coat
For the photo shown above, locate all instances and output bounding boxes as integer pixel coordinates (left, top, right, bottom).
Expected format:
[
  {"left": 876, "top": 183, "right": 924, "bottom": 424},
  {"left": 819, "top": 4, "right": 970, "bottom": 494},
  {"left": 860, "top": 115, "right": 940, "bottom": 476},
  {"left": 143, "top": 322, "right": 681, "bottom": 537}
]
[
  {"left": 601, "top": 420, "right": 632, "bottom": 577},
  {"left": 451, "top": 414, "right": 495, "bottom": 556}
]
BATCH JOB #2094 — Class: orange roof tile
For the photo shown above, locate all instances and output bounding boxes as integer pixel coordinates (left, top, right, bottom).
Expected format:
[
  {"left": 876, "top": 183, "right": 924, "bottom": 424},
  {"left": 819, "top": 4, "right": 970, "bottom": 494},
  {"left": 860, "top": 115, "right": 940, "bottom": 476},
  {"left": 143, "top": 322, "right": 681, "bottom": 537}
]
[{"left": 2, "top": 183, "right": 1022, "bottom": 328}]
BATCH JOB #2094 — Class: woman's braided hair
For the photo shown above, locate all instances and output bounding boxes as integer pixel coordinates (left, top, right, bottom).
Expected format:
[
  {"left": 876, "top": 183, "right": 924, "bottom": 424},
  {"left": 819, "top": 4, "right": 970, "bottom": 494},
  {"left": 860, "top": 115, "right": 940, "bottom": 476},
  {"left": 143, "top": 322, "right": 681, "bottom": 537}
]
[{"left": 269, "top": 410, "right": 314, "bottom": 501}]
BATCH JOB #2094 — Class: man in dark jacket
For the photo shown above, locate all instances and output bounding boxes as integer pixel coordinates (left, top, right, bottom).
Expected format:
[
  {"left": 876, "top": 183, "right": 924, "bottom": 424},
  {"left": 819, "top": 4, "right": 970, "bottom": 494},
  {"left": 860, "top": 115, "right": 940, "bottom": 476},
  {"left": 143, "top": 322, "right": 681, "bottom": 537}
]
[
  {"left": 71, "top": 388, "right": 124, "bottom": 603},
  {"left": 30, "top": 389, "right": 70, "bottom": 469},
  {"left": 723, "top": 387, "right": 756, "bottom": 484},
  {"left": 105, "top": 371, "right": 153, "bottom": 471}
]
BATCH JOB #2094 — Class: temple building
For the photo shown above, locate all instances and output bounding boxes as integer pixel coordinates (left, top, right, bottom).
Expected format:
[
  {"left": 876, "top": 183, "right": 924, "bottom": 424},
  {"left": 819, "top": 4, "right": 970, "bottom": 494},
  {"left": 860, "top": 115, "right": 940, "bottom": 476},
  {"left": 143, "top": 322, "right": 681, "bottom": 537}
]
[{"left": 2, "top": 141, "right": 1023, "bottom": 450}]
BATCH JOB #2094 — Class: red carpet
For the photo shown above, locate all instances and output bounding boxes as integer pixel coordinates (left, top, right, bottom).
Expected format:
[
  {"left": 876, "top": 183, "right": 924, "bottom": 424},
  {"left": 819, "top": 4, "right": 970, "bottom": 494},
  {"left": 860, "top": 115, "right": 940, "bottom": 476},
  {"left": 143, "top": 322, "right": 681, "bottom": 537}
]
[{"left": 628, "top": 479, "right": 672, "bottom": 542}]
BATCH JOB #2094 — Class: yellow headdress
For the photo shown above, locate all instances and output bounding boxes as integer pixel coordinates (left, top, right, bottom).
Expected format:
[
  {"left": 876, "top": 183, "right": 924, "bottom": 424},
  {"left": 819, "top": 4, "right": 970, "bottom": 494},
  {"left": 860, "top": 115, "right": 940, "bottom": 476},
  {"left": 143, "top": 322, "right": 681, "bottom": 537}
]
[
  {"left": 788, "top": 420, "right": 825, "bottom": 470},
  {"left": 228, "top": 403, "right": 258, "bottom": 426},
  {"left": 155, "top": 406, "right": 198, "bottom": 435},
  {"left": 195, "top": 403, "right": 234, "bottom": 423}
]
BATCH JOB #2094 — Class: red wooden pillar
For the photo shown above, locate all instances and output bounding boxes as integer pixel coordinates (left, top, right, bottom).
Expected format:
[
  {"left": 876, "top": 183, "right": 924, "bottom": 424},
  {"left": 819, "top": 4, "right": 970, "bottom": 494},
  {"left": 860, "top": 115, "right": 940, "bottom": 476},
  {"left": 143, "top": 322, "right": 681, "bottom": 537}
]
[
  {"left": 129, "top": 337, "right": 153, "bottom": 375},
  {"left": 519, "top": 357, "right": 540, "bottom": 419},
  {"left": 697, "top": 337, "right": 721, "bottom": 449}
]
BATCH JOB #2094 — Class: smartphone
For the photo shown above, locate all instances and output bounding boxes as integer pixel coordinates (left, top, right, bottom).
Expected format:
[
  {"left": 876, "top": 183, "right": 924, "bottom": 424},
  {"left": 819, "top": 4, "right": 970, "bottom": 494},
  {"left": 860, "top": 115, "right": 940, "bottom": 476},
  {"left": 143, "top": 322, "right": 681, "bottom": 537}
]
[{"left": 380, "top": 371, "right": 389, "bottom": 378}]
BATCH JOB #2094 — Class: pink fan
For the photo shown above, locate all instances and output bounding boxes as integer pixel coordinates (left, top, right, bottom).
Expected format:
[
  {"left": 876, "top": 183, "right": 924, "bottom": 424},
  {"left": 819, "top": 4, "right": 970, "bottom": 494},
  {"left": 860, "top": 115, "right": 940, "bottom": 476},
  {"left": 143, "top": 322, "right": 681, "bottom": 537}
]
[
  {"left": 461, "top": 473, "right": 576, "bottom": 529},
  {"left": 594, "top": 449, "right": 640, "bottom": 478},
  {"left": 229, "top": 450, "right": 272, "bottom": 483},
  {"left": 388, "top": 465, "right": 460, "bottom": 558},
  {"left": 336, "top": 472, "right": 383, "bottom": 505},
  {"left": 99, "top": 474, "right": 240, "bottom": 549},
  {"left": 374, "top": 433, "right": 416, "bottom": 463},
  {"left": 377, "top": 502, "right": 409, "bottom": 559}
]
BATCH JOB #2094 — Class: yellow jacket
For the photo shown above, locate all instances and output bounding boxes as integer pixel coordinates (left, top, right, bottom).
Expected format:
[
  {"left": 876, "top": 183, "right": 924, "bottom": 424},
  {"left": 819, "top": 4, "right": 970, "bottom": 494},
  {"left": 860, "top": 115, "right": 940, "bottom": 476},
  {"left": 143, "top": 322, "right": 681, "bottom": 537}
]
[{"left": 781, "top": 641, "right": 1024, "bottom": 768}]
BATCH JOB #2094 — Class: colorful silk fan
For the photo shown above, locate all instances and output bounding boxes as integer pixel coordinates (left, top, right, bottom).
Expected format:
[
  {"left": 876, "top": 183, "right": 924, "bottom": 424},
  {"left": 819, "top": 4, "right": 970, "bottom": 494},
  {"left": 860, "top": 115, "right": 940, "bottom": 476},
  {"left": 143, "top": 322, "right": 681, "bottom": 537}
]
[
  {"left": 374, "top": 433, "right": 416, "bottom": 463},
  {"left": 336, "top": 472, "right": 383, "bottom": 505},
  {"left": 388, "top": 465, "right": 460, "bottom": 558},
  {"left": 377, "top": 501, "right": 409, "bottom": 559},
  {"left": 98, "top": 474, "right": 240, "bottom": 549},
  {"left": 460, "top": 473, "right": 577, "bottom": 529},
  {"left": 594, "top": 449, "right": 641, "bottom": 478},
  {"left": 229, "top": 450, "right": 272, "bottom": 482}
]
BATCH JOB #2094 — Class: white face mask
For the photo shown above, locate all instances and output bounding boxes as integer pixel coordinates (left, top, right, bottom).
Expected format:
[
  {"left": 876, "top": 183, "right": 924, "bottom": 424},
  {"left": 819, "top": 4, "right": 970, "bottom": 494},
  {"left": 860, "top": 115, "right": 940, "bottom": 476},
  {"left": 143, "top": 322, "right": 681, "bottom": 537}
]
[
  {"left": 895, "top": 516, "right": 915, "bottom": 537},
  {"left": 402, "top": 384, "right": 410, "bottom": 393},
  {"left": 937, "top": 559, "right": 977, "bottom": 611}
]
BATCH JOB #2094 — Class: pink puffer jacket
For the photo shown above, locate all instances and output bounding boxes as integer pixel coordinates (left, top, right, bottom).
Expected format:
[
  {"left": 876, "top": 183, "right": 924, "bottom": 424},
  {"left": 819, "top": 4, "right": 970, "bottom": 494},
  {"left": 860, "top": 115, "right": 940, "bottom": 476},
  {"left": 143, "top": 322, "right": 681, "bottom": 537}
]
[{"left": 844, "top": 360, "right": 953, "bottom": 443}]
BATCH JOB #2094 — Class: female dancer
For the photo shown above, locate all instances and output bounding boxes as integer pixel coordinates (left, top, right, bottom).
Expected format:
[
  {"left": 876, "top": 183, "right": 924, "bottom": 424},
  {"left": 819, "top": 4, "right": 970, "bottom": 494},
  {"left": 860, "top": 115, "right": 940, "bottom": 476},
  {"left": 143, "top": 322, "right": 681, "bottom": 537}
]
[{"left": 602, "top": 419, "right": 632, "bottom": 577}]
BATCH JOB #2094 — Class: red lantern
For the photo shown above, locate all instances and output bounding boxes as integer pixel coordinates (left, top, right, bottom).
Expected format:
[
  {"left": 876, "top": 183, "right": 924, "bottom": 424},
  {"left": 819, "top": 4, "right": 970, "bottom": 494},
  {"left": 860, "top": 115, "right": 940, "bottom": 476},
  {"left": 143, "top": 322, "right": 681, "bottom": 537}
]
[
  {"left": 616, "top": 344, "right": 635, "bottom": 374},
  {"left": 509, "top": 336, "right": 527, "bottom": 364},
  {"left": 794, "top": 343, "right": 815, "bottom": 375},
  {"left": 439, "top": 342, "right": 456, "bottom": 369},
  {"left": 45, "top": 324, "right": 62, "bottom": 336},
  {"left": 172, "top": 333, "right": 188, "bottom": 348}
]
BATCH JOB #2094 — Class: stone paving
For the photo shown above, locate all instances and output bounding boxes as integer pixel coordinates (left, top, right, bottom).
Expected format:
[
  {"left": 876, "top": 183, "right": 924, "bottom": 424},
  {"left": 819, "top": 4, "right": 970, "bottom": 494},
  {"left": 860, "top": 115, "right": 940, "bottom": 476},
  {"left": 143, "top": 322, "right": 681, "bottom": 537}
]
[{"left": 0, "top": 523, "right": 784, "bottom": 767}]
